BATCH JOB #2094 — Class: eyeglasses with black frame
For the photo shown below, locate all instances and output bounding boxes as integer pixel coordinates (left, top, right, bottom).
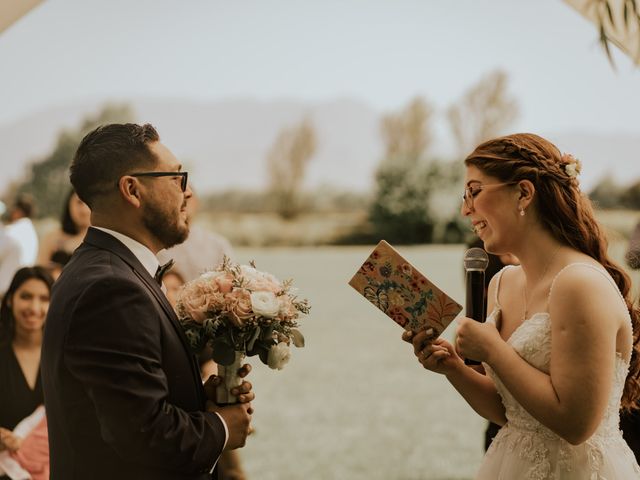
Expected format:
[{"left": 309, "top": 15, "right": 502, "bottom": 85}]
[
  {"left": 462, "top": 182, "right": 517, "bottom": 210},
  {"left": 129, "top": 171, "right": 189, "bottom": 192}
]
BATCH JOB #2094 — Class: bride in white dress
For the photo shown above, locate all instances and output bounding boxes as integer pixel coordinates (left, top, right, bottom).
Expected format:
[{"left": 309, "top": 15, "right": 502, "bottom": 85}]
[{"left": 405, "top": 133, "right": 640, "bottom": 479}]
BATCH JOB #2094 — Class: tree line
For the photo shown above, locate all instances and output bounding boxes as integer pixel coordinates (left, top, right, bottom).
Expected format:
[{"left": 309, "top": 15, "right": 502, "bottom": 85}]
[{"left": 5, "top": 69, "right": 637, "bottom": 245}]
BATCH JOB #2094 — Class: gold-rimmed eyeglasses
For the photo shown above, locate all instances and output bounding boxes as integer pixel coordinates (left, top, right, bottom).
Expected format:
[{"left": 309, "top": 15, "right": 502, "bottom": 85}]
[{"left": 462, "top": 182, "right": 517, "bottom": 210}]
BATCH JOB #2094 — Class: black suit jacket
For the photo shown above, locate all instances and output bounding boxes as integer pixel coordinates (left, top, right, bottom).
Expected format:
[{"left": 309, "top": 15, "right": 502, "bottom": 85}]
[{"left": 42, "top": 228, "right": 226, "bottom": 480}]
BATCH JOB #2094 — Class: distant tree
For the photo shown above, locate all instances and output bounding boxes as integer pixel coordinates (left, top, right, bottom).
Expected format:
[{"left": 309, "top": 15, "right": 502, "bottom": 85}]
[
  {"left": 447, "top": 70, "right": 519, "bottom": 156},
  {"left": 622, "top": 179, "right": 640, "bottom": 209},
  {"left": 11, "top": 104, "right": 133, "bottom": 218},
  {"left": 381, "top": 97, "right": 433, "bottom": 160},
  {"left": 369, "top": 97, "right": 447, "bottom": 244},
  {"left": 266, "top": 118, "right": 317, "bottom": 219},
  {"left": 589, "top": 174, "right": 626, "bottom": 208}
]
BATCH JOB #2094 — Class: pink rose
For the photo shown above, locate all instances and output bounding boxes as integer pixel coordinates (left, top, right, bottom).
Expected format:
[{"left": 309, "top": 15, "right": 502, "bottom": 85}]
[
  {"left": 178, "top": 280, "right": 228, "bottom": 324},
  {"left": 206, "top": 292, "right": 226, "bottom": 312},
  {"left": 180, "top": 289, "right": 209, "bottom": 323},
  {"left": 214, "top": 274, "right": 233, "bottom": 294},
  {"left": 241, "top": 265, "right": 281, "bottom": 293},
  {"left": 225, "top": 289, "right": 253, "bottom": 327}
]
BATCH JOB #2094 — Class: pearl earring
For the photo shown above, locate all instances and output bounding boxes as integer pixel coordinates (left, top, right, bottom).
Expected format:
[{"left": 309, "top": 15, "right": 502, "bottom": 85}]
[{"left": 520, "top": 208, "right": 525, "bottom": 217}]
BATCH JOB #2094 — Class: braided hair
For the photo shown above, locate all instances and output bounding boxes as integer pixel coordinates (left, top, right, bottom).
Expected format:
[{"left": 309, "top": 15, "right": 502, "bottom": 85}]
[{"left": 465, "top": 133, "right": 640, "bottom": 412}]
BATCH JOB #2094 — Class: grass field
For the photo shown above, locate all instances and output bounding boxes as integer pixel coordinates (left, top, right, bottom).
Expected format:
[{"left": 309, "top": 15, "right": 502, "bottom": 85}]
[{"left": 232, "top": 243, "right": 640, "bottom": 480}]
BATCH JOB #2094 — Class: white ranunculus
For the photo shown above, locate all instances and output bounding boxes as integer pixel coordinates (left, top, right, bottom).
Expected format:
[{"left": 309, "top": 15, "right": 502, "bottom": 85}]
[
  {"left": 250, "top": 291, "right": 280, "bottom": 318},
  {"left": 267, "top": 342, "right": 291, "bottom": 370}
]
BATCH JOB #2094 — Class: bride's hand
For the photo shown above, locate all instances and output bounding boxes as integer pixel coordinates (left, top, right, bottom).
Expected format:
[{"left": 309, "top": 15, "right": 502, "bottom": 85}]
[
  {"left": 455, "top": 316, "right": 502, "bottom": 364},
  {"left": 402, "top": 328, "right": 462, "bottom": 375}
]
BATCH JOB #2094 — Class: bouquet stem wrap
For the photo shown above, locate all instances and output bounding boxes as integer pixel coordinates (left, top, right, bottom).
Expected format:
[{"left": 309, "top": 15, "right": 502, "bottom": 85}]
[{"left": 215, "top": 352, "right": 245, "bottom": 405}]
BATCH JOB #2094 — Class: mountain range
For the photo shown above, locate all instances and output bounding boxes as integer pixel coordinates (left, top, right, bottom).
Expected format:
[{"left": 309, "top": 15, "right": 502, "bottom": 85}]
[{"left": 1, "top": 98, "right": 639, "bottom": 195}]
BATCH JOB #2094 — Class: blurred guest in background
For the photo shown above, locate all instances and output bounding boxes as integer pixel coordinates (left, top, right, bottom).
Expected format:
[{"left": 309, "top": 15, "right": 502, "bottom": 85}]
[
  {"left": 158, "top": 188, "right": 232, "bottom": 280},
  {"left": 163, "top": 270, "right": 186, "bottom": 309},
  {"left": 6, "top": 194, "right": 38, "bottom": 267},
  {"left": 0, "top": 266, "right": 54, "bottom": 480},
  {"left": 0, "top": 225, "right": 21, "bottom": 297},
  {"left": 37, "top": 189, "right": 91, "bottom": 279}
]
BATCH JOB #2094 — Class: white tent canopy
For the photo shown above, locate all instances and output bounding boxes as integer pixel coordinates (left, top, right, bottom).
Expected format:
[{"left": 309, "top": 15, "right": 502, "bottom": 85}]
[
  {"left": 564, "top": 0, "right": 640, "bottom": 64},
  {"left": 0, "top": 0, "right": 44, "bottom": 35}
]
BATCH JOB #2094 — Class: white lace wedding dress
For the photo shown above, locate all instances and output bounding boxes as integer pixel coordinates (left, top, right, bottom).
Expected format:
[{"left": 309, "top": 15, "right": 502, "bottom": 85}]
[{"left": 477, "top": 264, "right": 640, "bottom": 480}]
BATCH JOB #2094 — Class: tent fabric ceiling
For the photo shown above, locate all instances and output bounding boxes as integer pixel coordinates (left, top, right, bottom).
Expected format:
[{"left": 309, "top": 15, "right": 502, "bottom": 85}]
[
  {"left": 1, "top": 1, "right": 637, "bottom": 63},
  {"left": 0, "top": 0, "right": 44, "bottom": 35}
]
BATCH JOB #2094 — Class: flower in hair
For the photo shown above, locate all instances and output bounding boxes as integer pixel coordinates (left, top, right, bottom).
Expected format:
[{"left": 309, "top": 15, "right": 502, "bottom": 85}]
[{"left": 561, "top": 153, "right": 582, "bottom": 179}]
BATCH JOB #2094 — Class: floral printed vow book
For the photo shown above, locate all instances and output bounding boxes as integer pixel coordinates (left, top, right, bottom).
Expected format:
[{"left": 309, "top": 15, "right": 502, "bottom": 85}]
[{"left": 349, "top": 240, "right": 462, "bottom": 335}]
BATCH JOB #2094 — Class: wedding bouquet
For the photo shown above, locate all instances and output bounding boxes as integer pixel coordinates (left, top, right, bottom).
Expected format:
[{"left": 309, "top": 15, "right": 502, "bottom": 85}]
[{"left": 176, "top": 257, "right": 310, "bottom": 404}]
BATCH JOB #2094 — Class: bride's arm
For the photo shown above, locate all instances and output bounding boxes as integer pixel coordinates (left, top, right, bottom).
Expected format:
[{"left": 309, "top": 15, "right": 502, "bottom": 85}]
[
  {"left": 405, "top": 274, "right": 507, "bottom": 425},
  {"left": 446, "top": 358, "right": 507, "bottom": 426},
  {"left": 480, "top": 266, "right": 621, "bottom": 445}
]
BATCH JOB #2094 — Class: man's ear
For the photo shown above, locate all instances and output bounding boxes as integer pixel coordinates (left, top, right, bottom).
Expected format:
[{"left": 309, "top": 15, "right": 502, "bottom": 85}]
[{"left": 117, "top": 176, "right": 142, "bottom": 208}]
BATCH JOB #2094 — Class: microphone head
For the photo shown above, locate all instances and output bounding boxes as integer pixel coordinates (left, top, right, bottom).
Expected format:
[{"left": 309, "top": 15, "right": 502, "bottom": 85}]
[{"left": 464, "top": 247, "right": 489, "bottom": 272}]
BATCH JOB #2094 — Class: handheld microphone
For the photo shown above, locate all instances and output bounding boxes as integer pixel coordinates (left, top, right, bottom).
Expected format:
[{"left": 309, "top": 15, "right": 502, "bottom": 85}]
[{"left": 463, "top": 247, "right": 489, "bottom": 366}]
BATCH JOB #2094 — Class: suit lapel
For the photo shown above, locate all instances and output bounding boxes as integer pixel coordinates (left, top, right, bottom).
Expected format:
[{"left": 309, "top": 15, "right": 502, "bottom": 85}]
[{"left": 83, "top": 228, "right": 206, "bottom": 404}]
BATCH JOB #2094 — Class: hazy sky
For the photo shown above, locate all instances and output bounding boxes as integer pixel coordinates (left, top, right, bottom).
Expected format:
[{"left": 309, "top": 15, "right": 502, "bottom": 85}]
[{"left": 1, "top": 0, "right": 639, "bottom": 131}]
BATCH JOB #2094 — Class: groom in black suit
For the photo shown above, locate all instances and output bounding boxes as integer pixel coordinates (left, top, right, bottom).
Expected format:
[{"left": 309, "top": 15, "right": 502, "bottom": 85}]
[{"left": 42, "top": 123, "right": 253, "bottom": 480}]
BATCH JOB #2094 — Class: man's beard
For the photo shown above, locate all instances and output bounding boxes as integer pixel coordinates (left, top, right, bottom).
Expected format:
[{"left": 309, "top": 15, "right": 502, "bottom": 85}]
[{"left": 142, "top": 199, "right": 189, "bottom": 249}]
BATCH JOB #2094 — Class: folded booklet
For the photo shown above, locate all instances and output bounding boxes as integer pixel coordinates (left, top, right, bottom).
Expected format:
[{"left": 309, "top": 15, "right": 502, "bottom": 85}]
[{"left": 349, "top": 240, "right": 462, "bottom": 336}]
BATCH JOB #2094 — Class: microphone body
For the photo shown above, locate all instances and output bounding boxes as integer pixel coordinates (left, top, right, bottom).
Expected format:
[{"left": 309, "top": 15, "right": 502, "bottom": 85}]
[{"left": 463, "top": 248, "right": 489, "bottom": 366}]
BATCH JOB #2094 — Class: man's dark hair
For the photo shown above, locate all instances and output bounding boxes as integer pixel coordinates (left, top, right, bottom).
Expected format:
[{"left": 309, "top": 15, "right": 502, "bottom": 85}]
[{"left": 70, "top": 123, "right": 160, "bottom": 208}]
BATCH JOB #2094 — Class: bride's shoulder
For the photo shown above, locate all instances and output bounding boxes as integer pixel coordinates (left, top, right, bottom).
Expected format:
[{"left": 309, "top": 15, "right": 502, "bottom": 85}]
[
  {"left": 487, "top": 264, "right": 521, "bottom": 305},
  {"left": 489, "top": 264, "right": 521, "bottom": 290},
  {"left": 549, "top": 262, "right": 626, "bottom": 319},
  {"left": 550, "top": 261, "right": 614, "bottom": 294}
]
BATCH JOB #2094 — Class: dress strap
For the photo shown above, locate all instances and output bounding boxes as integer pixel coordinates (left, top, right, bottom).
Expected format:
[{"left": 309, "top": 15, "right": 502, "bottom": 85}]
[
  {"left": 493, "top": 265, "right": 516, "bottom": 310},
  {"left": 548, "top": 262, "right": 627, "bottom": 309}
]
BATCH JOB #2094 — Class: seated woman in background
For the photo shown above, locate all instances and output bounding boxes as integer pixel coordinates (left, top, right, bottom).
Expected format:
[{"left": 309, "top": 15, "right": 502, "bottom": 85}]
[
  {"left": 0, "top": 266, "right": 54, "bottom": 480},
  {"left": 37, "top": 190, "right": 90, "bottom": 279}
]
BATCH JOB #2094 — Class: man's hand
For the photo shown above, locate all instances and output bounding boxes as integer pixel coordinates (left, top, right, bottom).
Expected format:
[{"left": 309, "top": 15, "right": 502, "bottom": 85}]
[
  {"left": 208, "top": 403, "right": 253, "bottom": 450},
  {"left": 203, "top": 362, "right": 255, "bottom": 450},
  {"left": 0, "top": 427, "right": 23, "bottom": 452},
  {"left": 203, "top": 363, "right": 255, "bottom": 405}
]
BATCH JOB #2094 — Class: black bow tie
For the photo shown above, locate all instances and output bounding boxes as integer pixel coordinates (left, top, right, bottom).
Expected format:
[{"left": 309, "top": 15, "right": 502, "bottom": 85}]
[{"left": 154, "top": 259, "right": 174, "bottom": 285}]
